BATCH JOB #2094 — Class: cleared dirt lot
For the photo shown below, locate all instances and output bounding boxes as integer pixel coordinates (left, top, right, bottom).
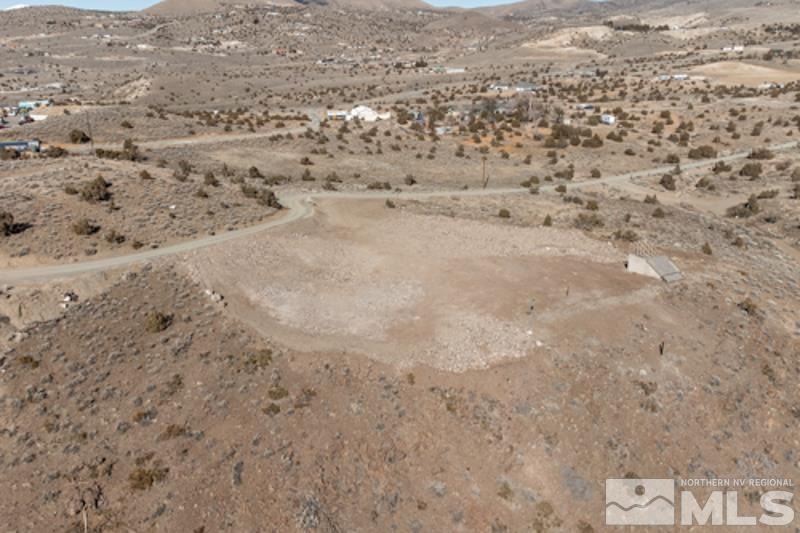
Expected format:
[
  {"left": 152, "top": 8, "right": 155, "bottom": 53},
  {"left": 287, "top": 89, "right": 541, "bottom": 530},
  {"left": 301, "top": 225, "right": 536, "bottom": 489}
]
[
  {"left": 690, "top": 60, "right": 800, "bottom": 86},
  {"left": 183, "top": 197, "right": 670, "bottom": 372}
]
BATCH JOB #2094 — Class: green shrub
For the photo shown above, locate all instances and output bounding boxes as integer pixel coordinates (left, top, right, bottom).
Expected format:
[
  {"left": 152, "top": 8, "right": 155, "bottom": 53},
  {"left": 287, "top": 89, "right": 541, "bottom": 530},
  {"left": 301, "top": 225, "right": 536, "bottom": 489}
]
[
  {"left": 104, "top": 230, "right": 126, "bottom": 244},
  {"left": 243, "top": 349, "right": 273, "bottom": 372},
  {"left": 726, "top": 195, "right": 760, "bottom": 218},
  {"left": 263, "top": 403, "right": 281, "bottom": 416},
  {"left": 574, "top": 213, "right": 604, "bottom": 230},
  {"left": 644, "top": 194, "right": 659, "bottom": 204},
  {"left": 712, "top": 161, "right": 731, "bottom": 173},
  {"left": 47, "top": 146, "right": 68, "bottom": 158},
  {"left": 72, "top": 218, "right": 99, "bottom": 236},
  {"left": 748, "top": 148, "right": 774, "bottom": 160},
  {"left": 0, "top": 149, "right": 19, "bottom": 161},
  {"left": 756, "top": 189, "right": 779, "bottom": 199},
  {"left": 0, "top": 211, "right": 13, "bottom": 236},
  {"left": 145, "top": 311, "right": 172, "bottom": 333},
  {"left": 96, "top": 139, "right": 142, "bottom": 161},
  {"left": 739, "top": 162, "right": 763, "bottom": 178},
  {"left": 69, "top": 129, "right": 90, "bottom": 144},
  {"left": 367, "top": 181, "right": 391, "bottom": 190},
  {"left": 80, "top": 176, "right": 111, "bottom": 203},
  {"left": 613, "top": 229, "right": 639, "bottom": 242},
  {"left": 738, "top": 298, "right": 759, "bottom": 316},
  {"left": 687, "top": 145, "right": 716, "bottom": 159},
  {"left": 129, "top": 466, "right": 168, "bottom": 490},
  {"left": 204, "top": 172, "right": 219, "bottom": 187},
  {"left": 268, "top": 385, "right": 289, "bottom": 400}
]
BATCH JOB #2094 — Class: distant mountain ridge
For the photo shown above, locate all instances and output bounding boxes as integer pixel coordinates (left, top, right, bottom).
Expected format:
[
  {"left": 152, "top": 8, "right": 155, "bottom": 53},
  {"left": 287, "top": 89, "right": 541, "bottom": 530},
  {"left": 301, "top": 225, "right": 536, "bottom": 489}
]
[
  {"left": 474, "top": 0, "right": 796, "bottom": 18},
  {"left": 146, "top": 0, "right": 432, "bottom": 16},
  {"left": 477, "top": 0, "right": 622, "bottom": 17}
]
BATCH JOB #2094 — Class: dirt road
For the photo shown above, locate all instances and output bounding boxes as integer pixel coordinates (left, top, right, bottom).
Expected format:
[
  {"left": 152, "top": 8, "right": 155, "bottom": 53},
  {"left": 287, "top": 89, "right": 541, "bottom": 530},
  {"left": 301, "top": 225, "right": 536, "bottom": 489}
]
[
  {"left": 63, "top": 118, "right": 321, "bottom": 154},
  {"left": 1, "top": 140, "right": 796, "bottom": 284}
]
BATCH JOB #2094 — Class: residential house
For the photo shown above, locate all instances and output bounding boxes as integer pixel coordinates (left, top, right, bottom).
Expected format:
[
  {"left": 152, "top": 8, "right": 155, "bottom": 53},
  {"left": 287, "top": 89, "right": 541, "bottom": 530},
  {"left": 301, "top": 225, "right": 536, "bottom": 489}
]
[
  {"left": 601, "top": 114, "right": 617, "bottom": 125},
  {"left": 514, "top": 83, "right": 537, "bottom": 93}
]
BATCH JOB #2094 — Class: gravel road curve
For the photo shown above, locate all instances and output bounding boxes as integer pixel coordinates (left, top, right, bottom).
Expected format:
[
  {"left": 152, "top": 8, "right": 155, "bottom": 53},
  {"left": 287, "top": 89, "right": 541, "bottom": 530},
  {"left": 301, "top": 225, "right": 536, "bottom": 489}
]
[{"left": 1, "top": 140, "right": 796, "bottom": 284}]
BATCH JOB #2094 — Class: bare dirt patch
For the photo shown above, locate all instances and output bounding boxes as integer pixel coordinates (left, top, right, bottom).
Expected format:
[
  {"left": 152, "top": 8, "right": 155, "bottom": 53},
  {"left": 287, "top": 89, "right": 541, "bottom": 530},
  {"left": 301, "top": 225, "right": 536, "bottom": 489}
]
[
  {"left": 690, "top": 60, "right": 800, "bottom": 86},
  {"left": 182, "top": 197, "right": 668, "bottom": 371}
]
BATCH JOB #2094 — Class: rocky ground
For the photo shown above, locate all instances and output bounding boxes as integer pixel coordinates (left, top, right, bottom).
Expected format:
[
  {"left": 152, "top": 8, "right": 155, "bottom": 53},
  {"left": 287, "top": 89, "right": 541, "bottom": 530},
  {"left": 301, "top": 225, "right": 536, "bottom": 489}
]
[
  {"left": 1, "top": 244, "right": 798, "bottom": 531},
  {"left": 0, "top": 156, "right": 280, "bottom": 267},
  {"left": 2, "top": 1, "right": 800, "bottom": 531}
]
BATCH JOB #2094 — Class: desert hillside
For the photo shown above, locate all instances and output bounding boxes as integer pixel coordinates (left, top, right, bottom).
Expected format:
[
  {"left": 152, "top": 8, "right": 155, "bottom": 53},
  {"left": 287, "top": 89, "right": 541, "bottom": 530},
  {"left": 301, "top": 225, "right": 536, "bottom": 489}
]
[
  {"left": 1, "top": 0, "right": 799, "bottom": 530},
  {"left": 147, "top": 0, "right": 432, "bottom": 16}
]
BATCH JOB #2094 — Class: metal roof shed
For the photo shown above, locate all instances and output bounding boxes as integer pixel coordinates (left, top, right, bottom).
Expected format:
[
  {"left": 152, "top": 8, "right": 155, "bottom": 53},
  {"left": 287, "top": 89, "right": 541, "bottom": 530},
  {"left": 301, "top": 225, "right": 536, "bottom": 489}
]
[
  {"left": 627, "top": 254, "right": 683, "bottom": 283},
  {"left": 646, "top": 256, "right": 683, "bottom": 283}
]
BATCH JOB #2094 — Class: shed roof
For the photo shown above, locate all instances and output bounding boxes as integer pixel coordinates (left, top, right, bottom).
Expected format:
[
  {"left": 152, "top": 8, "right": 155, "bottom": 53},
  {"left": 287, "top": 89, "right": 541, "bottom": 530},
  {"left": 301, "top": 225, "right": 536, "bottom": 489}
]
[{"left": 646, "top": 256, "right": 683, "bottom": 283}]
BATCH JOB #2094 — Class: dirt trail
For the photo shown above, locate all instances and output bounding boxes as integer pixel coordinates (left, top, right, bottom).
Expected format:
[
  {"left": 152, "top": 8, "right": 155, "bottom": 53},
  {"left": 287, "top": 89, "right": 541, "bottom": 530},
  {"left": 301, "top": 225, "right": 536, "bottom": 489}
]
[
  {"left": 2, "top": 139, "right": 796, "bottom": 284},
  {"left": 59, "top": 119, "right": 320, "bottom": 153}
]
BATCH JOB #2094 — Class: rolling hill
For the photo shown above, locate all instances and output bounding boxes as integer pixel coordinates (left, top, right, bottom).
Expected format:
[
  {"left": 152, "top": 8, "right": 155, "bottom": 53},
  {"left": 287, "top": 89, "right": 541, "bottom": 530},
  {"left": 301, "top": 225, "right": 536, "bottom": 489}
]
[{"left": 146, "top": 0, "right": 432, "bottom": 16}]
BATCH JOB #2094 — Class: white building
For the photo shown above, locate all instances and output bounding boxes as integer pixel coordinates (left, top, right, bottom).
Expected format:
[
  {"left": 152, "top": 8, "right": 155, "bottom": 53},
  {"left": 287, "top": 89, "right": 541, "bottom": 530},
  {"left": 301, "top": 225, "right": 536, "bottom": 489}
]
[
  {"left": 326, "top": 110, "right": 348, "bottom": 121},
  {"left": 346, "top": 105, "right": 390, "bottom": 123},
  {"left": 627, "top": 254, "right": 683, "bottom": 283},
  {"left": 18, "top": 99, "right": 51, "bottom": 110},
  {"left": 601, "top": 114, "right": 616, "bottom": 125},
  {"left": 489, "top": 83, "right": 510, "bottom": 92},
  {"left": 514, "top": 83, "right": 537, "bottom": 93}
]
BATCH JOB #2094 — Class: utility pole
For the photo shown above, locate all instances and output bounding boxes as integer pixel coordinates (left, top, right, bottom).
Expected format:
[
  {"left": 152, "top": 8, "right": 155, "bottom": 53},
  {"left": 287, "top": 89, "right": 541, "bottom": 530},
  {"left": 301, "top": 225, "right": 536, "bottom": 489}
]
[
  {"left": 86, "top": 111, "right": 94, "bottom": 152},
  {"left": 527, "top": 93, "right": 534, "bottom": 123},
  {"left": 482, "top": 156, "right": 489, "bottom": 189}
]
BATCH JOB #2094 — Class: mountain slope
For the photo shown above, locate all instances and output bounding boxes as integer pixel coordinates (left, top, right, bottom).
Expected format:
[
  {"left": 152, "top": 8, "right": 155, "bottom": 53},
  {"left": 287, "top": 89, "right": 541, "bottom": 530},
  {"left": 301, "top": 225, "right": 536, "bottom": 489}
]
[
  {"left": 146, "top": 0, "right": 431, "bottom": 16},
  {"left": 423, "top": 11, "right": 521, "bottom": 33},
  {"left": 477, "top": 0, "right": 613, "bottom": 17},
  {"left": 146, "top": 0, "right": 224, "bottom": 16},
  {"left": 476, "top": 0, "right": 800, "bottom": 18}
]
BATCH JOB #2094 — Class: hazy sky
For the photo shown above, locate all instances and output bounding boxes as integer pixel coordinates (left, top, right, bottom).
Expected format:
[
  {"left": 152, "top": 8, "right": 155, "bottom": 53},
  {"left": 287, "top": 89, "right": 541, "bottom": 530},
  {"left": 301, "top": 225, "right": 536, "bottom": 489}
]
[{"left": 0, "top": 0, "right": 511, "bottom": 10}]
